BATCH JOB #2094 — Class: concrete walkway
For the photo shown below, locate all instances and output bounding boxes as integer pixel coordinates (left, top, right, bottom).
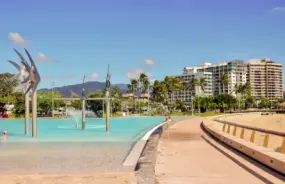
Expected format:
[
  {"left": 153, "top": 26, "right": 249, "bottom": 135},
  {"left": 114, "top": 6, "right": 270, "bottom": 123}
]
[{"left": 155, "top": 117, "right": 284, "bottom": 184}]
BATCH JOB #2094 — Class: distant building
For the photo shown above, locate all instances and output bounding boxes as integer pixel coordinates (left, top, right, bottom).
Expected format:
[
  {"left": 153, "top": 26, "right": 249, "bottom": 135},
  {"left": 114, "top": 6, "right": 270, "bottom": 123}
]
[
  {"left": 167, "top": 59, "right": 283, "bottom": 104},
  {"left": 196, "top": 60, "right": 247, "bottom": 96},
  {"left": 167, "top": 71, "right": 213, "bottom": 106},
  {"left": 247, "top": 59, "right": 283, "bottom": 101}
]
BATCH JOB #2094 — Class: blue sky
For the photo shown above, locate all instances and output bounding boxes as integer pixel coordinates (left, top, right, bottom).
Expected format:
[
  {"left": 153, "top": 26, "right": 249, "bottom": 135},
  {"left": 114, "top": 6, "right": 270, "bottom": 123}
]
[{"left": 0, "top": 0, "right": 285, "bottom": 89}]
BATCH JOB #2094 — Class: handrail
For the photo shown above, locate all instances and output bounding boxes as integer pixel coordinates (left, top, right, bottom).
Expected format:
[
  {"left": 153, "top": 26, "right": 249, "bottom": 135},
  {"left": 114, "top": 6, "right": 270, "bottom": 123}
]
[{"left": 214, "top": 119, "right": 285, "bottom": 137}]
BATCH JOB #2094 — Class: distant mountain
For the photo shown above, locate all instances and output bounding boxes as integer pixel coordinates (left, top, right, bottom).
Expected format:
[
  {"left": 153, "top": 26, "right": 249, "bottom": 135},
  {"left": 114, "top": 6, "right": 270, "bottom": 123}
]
[{"left": 40, "top": 81, "right": 128, "bottom": 97}]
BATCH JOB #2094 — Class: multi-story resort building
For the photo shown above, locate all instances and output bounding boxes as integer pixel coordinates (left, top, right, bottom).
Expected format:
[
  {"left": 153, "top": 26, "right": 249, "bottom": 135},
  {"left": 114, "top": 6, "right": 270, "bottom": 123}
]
[
  {"left": 247, "top": 59, "right": 283, "bottom": 101},
  {"left": 167, "top": 59, "right": 283, "bottom": 104},
  {"left": 168, "top": 69, "right": 212, "bottom": 105}
]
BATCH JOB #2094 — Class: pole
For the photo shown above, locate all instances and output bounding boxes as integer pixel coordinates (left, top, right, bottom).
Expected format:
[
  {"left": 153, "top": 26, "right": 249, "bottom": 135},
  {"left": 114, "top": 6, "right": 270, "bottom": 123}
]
[
  {"left": 139, "top": 98, "right": 140, "bottom": 116},
  {"left": 102, "top": 100, "right": 105, "bottom": 118},
  {"left": 134, "top": 96, "right": 136, "bottom": 113},
  {"left": 110, "top": 99, "right": 112, "bottom": 118},
  {"left": 198, "top": 87, "right": 200, "bottom": 117},
  {"left": 191, "top": 95, "right": 194, "bottom": 116},
  {"left": 238, "top": 94, "right": 241, "bottom": 112},
  {"left": 52, "top": 87, "right": 54, "bottom": 118},
  {"left": 106, "top": 91, "right": 110, "bottom": 132},
  {"left": 25, "top": 93, "right": 29, "bottom": 135},
  {"left": 147, "top": 85, "right": 150, "bottom": 115},
  {"left": 32, "top": 91, "right": 37, "bottom": 137},
  {"left": 82, "top": 100, "right": 86, "bottom": 130},
  {"left": 65, "top": 103, "right": 67, "bottom": 117}
]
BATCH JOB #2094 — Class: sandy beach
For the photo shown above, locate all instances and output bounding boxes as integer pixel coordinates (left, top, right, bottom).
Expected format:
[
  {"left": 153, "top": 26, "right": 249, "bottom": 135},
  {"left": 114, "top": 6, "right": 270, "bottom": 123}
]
[
  {"left": 0, "top": 142, "right": 136, "bottom": 183},
  {"left": 0, "top": 173, "right": 136, "bottom": 184},
  {"left": 213, "top": 113, "right": 285, "bottom": 151}
]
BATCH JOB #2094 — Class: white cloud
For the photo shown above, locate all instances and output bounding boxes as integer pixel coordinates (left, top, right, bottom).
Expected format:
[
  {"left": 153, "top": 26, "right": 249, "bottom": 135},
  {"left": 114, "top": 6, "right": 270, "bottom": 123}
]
[
  {"left": 61, "top": 74, "right": 76, "bottom": 79},
  {"left": 36, "top": 52, "right": 58, "bottom": 63},
  {"left": 272, "top": 7, "right": 285, "bottom": 12},
  {"left": 145, "top": 59, "right": 154, "bottom": 65},
  {"left": 8, "top": 32, "right": 29, "bottom": 45},
  {"left": 127, "top": 68, "right": 144, "bottom": 80},
  {"left": 88, "top": 72, "right": 100, "bottom": 80}
]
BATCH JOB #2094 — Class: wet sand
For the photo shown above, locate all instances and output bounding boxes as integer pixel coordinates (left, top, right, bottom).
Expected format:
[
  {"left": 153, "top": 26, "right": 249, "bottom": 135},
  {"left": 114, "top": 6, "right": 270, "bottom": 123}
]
[
  {"left": 0, "top": 142, "right": 136, "bottom": 183},
  {"left": 0, "top": 142, "right": 132, "bottom": 174},
  {"left": 213, "top": 113, "right": 285, "bottom": 151},
  {"left": 0, "top": 172, "right": 136, "bottom": 184}
]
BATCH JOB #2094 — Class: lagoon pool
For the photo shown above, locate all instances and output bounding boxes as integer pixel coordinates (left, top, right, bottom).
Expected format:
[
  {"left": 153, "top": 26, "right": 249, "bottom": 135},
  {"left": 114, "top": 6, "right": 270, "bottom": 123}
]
[
  {"left": 0, "top": 116, "right": 185, "bottom": 142},
  {"left": 0, "top": 116, "right": 187, "bottom": 174}
]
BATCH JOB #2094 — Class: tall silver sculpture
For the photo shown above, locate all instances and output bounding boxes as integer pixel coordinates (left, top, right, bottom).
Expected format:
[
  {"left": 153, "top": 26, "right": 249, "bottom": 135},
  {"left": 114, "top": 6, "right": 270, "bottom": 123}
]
[
  {"left": 8, "top": 49, "right": 41, "bottom": 137},
  {"left": 8, "top": 59, "right": 29, "bottom": 135},
  {"left": 81, "top": 75, "right": 87, "bottom": 130},
  {"left": 105, "top": 65, "right": 111, "bottom": 132}
]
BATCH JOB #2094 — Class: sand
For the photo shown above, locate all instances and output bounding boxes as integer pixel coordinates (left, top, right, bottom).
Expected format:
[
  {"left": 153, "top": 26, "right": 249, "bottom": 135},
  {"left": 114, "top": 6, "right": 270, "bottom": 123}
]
[
  {"left": 212, "top": 113, "right": 285, "bottom": 151},
  {"left": 0, "top": 173, "right": 136, "bottom": 184},
  {"left": 0, "top": 142, "right": 136, "bottom": 183}
]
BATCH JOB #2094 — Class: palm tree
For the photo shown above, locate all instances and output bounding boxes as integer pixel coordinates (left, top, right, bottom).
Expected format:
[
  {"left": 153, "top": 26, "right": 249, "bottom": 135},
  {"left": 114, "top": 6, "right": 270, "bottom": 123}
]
[
  {"left": 220, "top": 73, "right": 229, "bottom": 94},
  {"left": 164, "top": 76, "right": 183, "bottom": 104},
  {"left": 130, "top": 79, "right": 138, "bottom": 112},
  {"left": 127, "top": 84, "right": 132, "bottom": 93},
  {"left": 190, "top": 78, "right": 206, "bottom": 116},
  {"left": 199, "top": 78, "right": 207, "bottom": 93},
  {"left": 139, "top": 73, "right": 150, "bottom": 94},
  {"left": 232, "top": 82, "right": 251, "bottom": 110}
]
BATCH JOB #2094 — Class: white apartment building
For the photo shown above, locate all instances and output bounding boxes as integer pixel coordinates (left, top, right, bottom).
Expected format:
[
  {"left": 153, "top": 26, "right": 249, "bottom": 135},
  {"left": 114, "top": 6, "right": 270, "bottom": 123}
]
[
  {"left": 168, "top": 60, "right": 247, "bottom": 105},
  {"left": 167, "top": 71, "right": 213, "bottom": 105},
  {"left": 167, "top": 59, "right": 283, "bottom": 104},
  {"left": 195, "top": 60, "right": 247, "bottom": 97}
]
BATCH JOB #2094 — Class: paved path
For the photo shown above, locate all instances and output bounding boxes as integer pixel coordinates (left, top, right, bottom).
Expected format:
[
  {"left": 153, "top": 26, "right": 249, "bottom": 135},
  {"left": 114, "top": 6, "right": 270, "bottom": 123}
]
[{"left": 155, "top": 117, "right": 285, "bottom": 184}]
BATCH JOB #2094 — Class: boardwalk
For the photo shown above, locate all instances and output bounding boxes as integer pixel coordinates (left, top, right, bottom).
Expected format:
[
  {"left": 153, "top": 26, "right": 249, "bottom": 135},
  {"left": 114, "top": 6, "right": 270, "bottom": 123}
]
[{"left": 155, "top": 117, "right": 285, "bottom": 184}]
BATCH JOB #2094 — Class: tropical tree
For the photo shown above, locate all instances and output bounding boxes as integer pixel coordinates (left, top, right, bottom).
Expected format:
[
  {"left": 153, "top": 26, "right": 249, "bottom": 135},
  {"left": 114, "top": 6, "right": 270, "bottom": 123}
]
[
  {"left": 259, "top": 97, "right": 271, "bottom": 109},
  {"left": 131, "top": 79, "right": 139, "bottom": 94},
  {"left": 175, "top": 100, "right": 186, "bottom": 112},
  {"left": 110, "top": 86, "right": 122, "bottom": 113},
  {"left": 88, "top": 92, "right": 104, "bottom": 117},
  {"left": 190, "top": 77, "right": 206, "bottom": 115},
  {"left": 214, "top": 94, "right": 237, "bottom": 112},
  {"left": 130, "top": 79, "right": 139, "bottom": 112},
  {"left": 127, "top": 84, "right": 133, "bottom": 93},
  {"left": 150, "top": 80, "right": 168, "bottom": 104},
  {"left": 37, "top": 91, "right": 65, "bottom": 116},
  {"left": 0, "top": 73, "right": 19, "bottom": 98},
  {"left": 164, "top": 76, "right": 183, "bottom": 111},
  {"left": 139, "top": 73, "right": 150, "bottom": 93},
  {"left": 233, "top": 82, "right": 251, "bottom": 110},
  {"left": 220, "top": 73, "right": 229, "bottom": 94}
]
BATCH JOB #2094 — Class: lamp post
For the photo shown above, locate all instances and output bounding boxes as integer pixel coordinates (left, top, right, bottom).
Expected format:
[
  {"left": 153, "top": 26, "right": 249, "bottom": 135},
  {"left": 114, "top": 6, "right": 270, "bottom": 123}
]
[
  {"left": 105, "top": 64, "right": 111, "bottom": 132},
  {"left": 147, "top": 85, "right": 150, "bottom": 115},
  {"left": 52, "top": 81, "right": 54, "bottom": 118}
]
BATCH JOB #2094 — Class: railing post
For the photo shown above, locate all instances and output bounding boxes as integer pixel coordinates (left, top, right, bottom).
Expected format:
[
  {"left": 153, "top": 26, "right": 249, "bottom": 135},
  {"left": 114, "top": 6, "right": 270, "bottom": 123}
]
[
  {"left": 263, "top": 134, "right": 269, "bottom": 148},
  {"left": 250, "top": 130, "right": 255, "bottom": 143},
  {"left": 281, "top": 138, "right": 285, "bottom": 154},
  {"left": 240, "top": 128, "right": 244, "bottom": 139},
  {"left": 222, "top": 124, "right": 226, "bottom": 132},
  {"left": 227, "top": 125, "right": 231, "bottom": 134},
  {"left": 233, "top": 126, "right": 237, "bottom": 136}
]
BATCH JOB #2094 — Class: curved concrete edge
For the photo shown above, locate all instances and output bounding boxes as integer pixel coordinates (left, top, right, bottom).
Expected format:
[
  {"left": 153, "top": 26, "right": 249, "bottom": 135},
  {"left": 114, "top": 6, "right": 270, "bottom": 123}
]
[
  {"left": 122, "top": 121, "right": 167, "bottom": 169},
  {"left": 202, "top": 119, "right": 285, "bottom": 175}
]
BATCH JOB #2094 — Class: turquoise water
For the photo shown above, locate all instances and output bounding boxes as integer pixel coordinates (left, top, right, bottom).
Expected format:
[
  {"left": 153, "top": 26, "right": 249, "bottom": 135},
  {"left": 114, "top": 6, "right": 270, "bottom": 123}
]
[{"left": 0, "top": 116, "right": 185, "bottom": 142}]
